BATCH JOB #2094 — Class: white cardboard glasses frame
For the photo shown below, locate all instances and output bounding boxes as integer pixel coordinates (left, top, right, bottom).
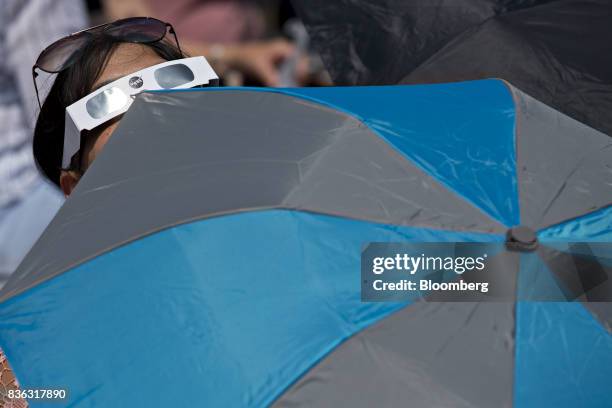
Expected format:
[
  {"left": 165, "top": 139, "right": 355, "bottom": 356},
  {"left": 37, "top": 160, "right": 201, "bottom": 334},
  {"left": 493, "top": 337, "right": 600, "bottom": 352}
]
[{"left": 63, "top": 56, "right": 218, "bottom": 168}]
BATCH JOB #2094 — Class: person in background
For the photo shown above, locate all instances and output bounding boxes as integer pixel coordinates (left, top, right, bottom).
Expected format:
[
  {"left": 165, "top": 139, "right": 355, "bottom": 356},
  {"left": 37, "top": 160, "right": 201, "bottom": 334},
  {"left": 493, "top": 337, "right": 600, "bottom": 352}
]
[
  {"left": 0, "top": 1, "right": 88, "bottom": 287},
  {"left": 103, "top": 0, "right": 309, "bottom": 86}
]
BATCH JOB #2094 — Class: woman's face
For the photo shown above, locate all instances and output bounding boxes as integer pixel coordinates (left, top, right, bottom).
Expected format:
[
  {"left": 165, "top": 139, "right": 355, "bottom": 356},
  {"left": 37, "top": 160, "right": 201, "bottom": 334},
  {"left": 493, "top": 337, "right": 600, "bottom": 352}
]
[{"left": 60, "top": 43, "right": 167, "bottom": 195}]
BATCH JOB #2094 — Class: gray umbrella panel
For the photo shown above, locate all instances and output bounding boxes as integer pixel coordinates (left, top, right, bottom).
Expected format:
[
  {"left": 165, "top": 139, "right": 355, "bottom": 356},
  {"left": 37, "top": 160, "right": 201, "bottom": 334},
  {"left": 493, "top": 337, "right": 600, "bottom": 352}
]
[
  {"left": 1, "top": 89, "right": 505, "bottom": 302},
  {"left": 273, "top": 301, "right": 516, "bottom": 408},
  {"left": 512, "top": 88, "right": 612, "bottom": 230}
]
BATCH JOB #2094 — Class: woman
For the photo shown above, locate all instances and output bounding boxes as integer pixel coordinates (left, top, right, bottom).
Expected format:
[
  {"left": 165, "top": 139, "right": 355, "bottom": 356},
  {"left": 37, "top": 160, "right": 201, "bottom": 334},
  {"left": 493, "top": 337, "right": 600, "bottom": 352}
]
[
  {"left": 32, "top": 17, "right": 206, "bottom": 197},
  {"left": 2, "top": 17, "right": 210, "bottom": 405},
  {"left": 32, "top": 15, "right": 304, "bottom": 198}
]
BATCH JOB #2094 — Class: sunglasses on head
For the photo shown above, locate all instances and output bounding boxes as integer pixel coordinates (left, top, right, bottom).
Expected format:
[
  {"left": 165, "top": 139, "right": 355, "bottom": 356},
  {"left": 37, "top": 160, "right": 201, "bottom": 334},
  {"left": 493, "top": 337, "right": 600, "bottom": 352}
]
[{"left": 32, "top": 17, "right": 182, "bottom": 108}]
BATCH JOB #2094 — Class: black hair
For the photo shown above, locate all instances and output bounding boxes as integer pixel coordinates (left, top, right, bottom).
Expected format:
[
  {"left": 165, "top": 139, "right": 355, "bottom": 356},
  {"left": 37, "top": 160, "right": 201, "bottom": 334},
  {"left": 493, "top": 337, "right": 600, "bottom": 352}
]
[{"left": 33, "top": 35, "right": 184, "bottom": 187}]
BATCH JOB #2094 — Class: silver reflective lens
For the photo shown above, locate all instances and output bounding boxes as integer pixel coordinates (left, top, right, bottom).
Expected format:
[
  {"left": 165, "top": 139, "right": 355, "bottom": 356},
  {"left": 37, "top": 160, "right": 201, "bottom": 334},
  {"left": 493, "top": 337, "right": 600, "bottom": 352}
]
[
  {"left": 86, "top": 87, "right": 128, "bottom": 119},
  {"left": 154, "top": 64, "right": 195, "bottom": 89}
]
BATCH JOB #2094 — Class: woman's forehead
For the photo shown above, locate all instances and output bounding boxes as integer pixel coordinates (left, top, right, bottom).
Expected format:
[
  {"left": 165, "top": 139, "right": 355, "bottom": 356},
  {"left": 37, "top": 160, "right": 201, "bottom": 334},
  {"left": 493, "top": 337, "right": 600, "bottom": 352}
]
[{"left": 92, "top": 43, "right": 167, "bottom": 90}]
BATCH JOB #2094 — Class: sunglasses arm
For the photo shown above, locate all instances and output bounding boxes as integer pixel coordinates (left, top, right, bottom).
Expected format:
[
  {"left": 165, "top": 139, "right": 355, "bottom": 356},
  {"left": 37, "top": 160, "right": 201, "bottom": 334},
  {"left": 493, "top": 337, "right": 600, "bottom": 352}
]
[
  {"left": 32, "top": 67, "right": 42, "bottom": 109},
  {"left": 167, "top": 24, "right": 182, "bottom": 57}
]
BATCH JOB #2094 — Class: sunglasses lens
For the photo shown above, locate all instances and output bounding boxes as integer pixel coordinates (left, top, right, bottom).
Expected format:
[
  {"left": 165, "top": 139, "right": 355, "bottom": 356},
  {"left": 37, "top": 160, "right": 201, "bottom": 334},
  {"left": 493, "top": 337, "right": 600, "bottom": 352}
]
[
  {"left": 86, "top": 87, "right": 128, "bottom": 119},
  {"left": 154, "top": 64, "right": 195, "bottom": 88},
  {"left": 36, "top": 35, "right": 89, "bottom": 73},
  {"left": 35, "top": 18, "right": 171, "bottom": 74},
  {"left": 105, "top": 18, "right": 167, "bottom": 42}
]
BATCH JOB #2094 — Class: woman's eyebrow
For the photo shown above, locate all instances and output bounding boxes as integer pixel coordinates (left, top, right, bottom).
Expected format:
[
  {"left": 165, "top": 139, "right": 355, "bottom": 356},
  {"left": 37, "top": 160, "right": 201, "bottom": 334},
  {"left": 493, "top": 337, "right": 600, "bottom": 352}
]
[{"left": 91, "top": 76, "right": 122, "bottom": 92}]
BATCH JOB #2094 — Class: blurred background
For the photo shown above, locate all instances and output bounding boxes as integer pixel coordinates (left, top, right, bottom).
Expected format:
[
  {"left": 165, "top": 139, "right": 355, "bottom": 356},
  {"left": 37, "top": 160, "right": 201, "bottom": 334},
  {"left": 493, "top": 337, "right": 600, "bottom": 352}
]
[
  {"left": 90, "top": 0, "right": 330, "bottom": 87},
  {"left": 0, "top": 0, "right": 330, "bottom": 289}
]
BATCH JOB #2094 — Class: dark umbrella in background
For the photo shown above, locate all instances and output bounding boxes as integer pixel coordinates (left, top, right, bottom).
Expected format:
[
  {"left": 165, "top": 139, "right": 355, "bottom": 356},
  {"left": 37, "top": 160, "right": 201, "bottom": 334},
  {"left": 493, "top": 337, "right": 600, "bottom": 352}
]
[{"left": 292, "top": 0, "right": 612, "bottom": 137}]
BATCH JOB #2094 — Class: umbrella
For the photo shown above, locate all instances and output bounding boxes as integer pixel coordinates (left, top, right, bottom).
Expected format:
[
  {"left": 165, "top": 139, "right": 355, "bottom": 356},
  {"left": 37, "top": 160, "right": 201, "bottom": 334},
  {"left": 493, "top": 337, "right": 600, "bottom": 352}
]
[
  {"left": 292, "top": 0, "right": 612, "bottom": 138},
  {"left": 0, "top": 80, "right": 611, "bottom": 407}
]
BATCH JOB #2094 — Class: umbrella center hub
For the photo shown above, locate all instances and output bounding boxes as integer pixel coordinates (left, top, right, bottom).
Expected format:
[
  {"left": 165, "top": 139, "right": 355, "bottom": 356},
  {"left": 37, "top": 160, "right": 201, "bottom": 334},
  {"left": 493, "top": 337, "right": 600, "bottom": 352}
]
[{"left": 505, "top": 226, "right": 538, "bottom": 252}]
